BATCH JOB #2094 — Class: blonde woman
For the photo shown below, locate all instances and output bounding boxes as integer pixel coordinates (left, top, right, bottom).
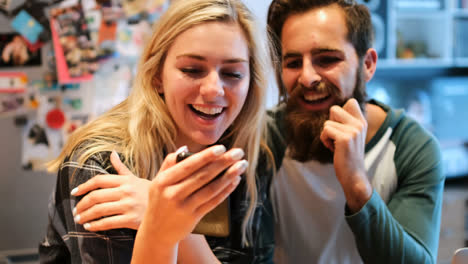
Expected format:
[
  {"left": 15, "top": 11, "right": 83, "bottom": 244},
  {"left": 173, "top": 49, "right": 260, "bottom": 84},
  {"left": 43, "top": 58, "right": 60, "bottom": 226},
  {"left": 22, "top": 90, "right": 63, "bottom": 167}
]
[{"left": 39, "top": 0, "right": 277, "bottom": 263}]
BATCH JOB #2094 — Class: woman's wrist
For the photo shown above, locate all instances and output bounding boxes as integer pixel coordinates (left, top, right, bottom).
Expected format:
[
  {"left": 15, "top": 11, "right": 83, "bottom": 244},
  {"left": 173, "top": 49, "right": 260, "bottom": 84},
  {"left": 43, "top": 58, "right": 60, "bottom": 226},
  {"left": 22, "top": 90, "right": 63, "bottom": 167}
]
[{"left": 132, "top": 218, "right": 179, "bottom": 264}]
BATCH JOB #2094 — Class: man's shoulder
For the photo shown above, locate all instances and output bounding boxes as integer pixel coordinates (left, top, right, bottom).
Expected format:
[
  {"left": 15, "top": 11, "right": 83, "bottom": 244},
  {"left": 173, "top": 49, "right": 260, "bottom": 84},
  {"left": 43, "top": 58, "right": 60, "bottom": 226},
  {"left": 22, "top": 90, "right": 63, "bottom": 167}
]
[
  {"left": 367, "top": 99, "right": 423, "bottom": 138},
  {"left": 368, "top": 101, "right": 442, "bottom": 176},
  {"left": 366, "top": 99, "right": 439, "bottom": 150}
]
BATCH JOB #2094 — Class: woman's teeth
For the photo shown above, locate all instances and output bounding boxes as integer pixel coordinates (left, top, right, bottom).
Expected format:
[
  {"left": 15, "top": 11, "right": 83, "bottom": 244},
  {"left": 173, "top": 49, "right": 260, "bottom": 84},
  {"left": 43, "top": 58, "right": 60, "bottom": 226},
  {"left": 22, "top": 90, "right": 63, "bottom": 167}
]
[{"left": 192, "top": 105, "right": 223, "bottom": 115}]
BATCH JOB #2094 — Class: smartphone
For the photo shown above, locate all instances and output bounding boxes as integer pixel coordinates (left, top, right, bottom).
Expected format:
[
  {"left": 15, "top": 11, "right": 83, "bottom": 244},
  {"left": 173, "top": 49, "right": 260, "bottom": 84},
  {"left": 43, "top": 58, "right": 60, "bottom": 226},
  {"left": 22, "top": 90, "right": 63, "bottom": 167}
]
[{"left": 176, "top": 151, "right": 231, "bottom": 237}]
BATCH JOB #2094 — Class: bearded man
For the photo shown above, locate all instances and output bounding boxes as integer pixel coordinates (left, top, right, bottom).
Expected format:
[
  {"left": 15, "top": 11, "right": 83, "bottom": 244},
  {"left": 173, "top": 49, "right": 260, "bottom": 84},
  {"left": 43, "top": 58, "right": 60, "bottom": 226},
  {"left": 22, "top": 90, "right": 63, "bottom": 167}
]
[{"left": 266, "top": 0, "right": 445, "bottom": 263}]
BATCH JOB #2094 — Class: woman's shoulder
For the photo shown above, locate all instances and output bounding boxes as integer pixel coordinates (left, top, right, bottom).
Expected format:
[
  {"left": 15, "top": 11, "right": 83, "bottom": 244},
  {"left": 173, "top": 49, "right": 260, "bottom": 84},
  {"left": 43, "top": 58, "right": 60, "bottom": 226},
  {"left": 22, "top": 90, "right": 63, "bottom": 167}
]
[{"left": 59, "top": 148, "right": 115, "bottom": 189}]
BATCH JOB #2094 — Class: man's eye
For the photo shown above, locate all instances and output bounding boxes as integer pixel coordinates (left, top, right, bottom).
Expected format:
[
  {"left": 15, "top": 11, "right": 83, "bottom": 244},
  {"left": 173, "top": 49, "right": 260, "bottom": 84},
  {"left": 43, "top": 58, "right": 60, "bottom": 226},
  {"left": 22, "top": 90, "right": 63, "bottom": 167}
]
[
  {"left": 284, "top": 60, "right": 302, "bottom": 69},
  {"left": 315, "top": 57, "right": 341, "bottom": 66}
]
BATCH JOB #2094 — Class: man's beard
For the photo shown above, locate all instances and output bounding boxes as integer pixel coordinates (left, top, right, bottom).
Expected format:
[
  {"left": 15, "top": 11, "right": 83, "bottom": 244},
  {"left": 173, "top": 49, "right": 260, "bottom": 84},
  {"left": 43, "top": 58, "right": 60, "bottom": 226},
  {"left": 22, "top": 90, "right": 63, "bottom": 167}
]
[{"left": 285, "top": 68, "right": 367, "bottom": 163}]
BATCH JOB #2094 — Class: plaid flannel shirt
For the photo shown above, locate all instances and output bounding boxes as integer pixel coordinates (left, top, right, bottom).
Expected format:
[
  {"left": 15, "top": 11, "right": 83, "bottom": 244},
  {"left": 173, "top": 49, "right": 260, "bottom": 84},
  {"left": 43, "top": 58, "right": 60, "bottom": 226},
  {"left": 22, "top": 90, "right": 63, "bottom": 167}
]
[{"left": 39, "top": 149, "right": 275, "bottom": 264}]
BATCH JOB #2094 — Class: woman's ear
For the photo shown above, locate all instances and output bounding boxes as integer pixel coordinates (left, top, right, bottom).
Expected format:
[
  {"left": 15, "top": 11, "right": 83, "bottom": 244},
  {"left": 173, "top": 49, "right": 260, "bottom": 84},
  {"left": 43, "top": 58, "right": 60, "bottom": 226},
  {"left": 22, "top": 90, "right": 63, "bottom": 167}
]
[{"left": 153, "top": 76, "right": 163, "bottom": 94}]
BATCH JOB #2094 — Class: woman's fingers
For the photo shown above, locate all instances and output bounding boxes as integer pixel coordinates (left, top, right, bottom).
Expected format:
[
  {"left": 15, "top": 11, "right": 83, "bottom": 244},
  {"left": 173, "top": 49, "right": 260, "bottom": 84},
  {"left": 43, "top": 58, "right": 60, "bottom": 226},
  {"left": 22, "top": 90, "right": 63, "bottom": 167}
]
[
  {"left": 71, "top": 174, "right": 123, "bottom": 196},
  {"left": 80, "top": 214, "right": 138, "bottom": 232},
  {"left": 71, "top": 152, "right": 133, "bottom": 197},
  {"left": 74, "top": 186, "right": 122, "bottom": 215},
  {"left": 158, "top": 145, "right": 227, "bottom": 186},
  {"left": 185, "top": 158, "right": 248, "bottom": 212},
  {"left": 110, "top": 150, "right": 133, "bottom": 175},
  {"left": 74, "top": 200, "right": 123, "bottom": 225},
  {"left": 173, "top": 148, "right": 245, "bottom": 198},
  {"left": 194, "top": 175, "right": 242, "bottom": 218},
  {"left": 74, "top": 175, "right": 151, "bottom": 231},
  {"left": 159, "top": 146, "right": 188, "bottom": 171}
]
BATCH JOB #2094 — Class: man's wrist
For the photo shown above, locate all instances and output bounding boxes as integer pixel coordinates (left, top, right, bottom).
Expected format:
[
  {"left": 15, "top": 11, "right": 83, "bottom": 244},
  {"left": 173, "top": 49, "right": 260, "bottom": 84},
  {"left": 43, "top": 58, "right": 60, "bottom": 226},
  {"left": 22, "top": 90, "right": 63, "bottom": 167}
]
[{"left": 344, "top": 180, "right": 373, "bottom": 213}]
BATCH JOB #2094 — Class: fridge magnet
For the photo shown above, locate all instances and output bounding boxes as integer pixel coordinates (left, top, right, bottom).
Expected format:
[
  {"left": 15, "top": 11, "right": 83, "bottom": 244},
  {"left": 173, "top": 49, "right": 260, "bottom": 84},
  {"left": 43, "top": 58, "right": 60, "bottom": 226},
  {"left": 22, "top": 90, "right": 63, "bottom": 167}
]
[
  {"left": 11, "top": 10, "right": 44, "bottom": 44},
  {"left": 62, "top": 113, "right": 89, "bottom": 142},
  {"left": 96, "top": 15, "right": 117, "bottom": 59},
  {"left": 0, "top": 33, "right": 42, "bottom": 67},
  {"left": 0, "top": 94, "right": 25, "bottom": 114},
  {"left": 27, "top": 123, "right": 49, "bottom": 146},
  {"left": 0, "top": 72, "right": 28, "bottom": 93},
  {"left": 122, "top": 0, "right": 146, "bottom": 17},
  {"left": 82, "top": 0, "right": 98, "bottom": 11},
  {"left": 0, "top": 0, "right": 11, "bottom": 11},
  {"left": 116, "top": 19, "right": 152, "bottom": 61},
  {"left": 21, "top": 121, "right": 62, "bottom": 171},
  {"left": 147, "top": 0, "right": 170, "bottom": 24},
  {"left": 84, "top": 9, "right": 102, "bottom": 49},
  {"left": 22, "top": 37, "right": 45, "bottom": 53},
  {"left": 10, "top": 0, "right": 68, "bottom": 43},
  {"left": 50, "top": 4, "right": 99, "bottom": 83},
  {"left": 46, "top": 108, "right": 66, "bottom": 129}
]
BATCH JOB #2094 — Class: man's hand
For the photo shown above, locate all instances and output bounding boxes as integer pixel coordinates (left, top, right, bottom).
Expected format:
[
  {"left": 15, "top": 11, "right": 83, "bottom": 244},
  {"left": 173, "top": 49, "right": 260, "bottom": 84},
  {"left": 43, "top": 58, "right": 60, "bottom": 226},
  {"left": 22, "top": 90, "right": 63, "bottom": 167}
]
[
  {"left": 72, "top": 150, "right": 150, "bottom": 231},
  {"left": 320, "top": 98, "right": 372, "bottom": 213}
]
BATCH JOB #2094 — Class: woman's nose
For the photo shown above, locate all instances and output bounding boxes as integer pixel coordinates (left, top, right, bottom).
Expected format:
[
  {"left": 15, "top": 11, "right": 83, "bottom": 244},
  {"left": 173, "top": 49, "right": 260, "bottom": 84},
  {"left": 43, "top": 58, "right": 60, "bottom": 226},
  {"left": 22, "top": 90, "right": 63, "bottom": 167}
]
[{"left": 200, "top": 71, "right": 225, "bottom": 99}]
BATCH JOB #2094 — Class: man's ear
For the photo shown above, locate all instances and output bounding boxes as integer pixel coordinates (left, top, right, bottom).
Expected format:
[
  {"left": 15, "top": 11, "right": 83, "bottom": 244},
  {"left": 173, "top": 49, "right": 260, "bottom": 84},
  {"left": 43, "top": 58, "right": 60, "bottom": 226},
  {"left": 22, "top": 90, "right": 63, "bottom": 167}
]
[
  {"left": 362, "top": 48, "right": 378, "bottom": 82},
  {"left": 153, "top": 75, "right": 163, "bottom": 94}
]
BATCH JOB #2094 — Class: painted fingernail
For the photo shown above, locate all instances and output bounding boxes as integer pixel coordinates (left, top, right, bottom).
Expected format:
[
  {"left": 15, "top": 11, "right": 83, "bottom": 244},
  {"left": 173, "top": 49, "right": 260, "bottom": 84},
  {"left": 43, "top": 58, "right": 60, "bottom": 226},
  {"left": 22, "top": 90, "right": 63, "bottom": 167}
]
[
  {"left": 111, "top": 150, "right": 119, "bottom": 158},
  {"left": 70, "top": 187, "right": 78, "bottom": 196},
  {"left": 212, "top": 145, "right": 226, "bottom": 156},
  {"left": 230, "top": 148, "right": 244, "bottom": 160},
  {"left": 234, "top": 160, "right": 248, "bottom": 172},
  {"left": 72, "top": 207, "right": 77, "bottom": 216},
  {"left": 74, "top": 214, "right": 80, "bottom": 223},
  {"left": 83, "top": 223, "right": 91, "bottom": 230},
  {"left": 175, "top": 146, "right": 188, "bottom": 155},
  {"left": 232, "top": 176, "right": 241, "bottom": 186}
]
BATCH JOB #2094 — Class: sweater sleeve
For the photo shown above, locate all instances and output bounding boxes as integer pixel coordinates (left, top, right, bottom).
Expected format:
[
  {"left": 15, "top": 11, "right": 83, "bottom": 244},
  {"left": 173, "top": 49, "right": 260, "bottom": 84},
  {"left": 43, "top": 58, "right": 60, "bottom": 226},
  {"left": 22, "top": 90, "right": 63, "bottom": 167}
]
[{"left": 346, "top": 117, "right": 445, "bottom": 264}]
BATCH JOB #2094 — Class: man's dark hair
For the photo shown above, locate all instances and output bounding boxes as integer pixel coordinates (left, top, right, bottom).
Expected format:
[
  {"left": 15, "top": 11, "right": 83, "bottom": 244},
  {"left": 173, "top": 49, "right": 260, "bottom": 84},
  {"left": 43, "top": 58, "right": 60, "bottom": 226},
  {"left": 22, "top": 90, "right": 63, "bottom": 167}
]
[{"left": 267, "top": 0, "right": 374, "bottom": 100}]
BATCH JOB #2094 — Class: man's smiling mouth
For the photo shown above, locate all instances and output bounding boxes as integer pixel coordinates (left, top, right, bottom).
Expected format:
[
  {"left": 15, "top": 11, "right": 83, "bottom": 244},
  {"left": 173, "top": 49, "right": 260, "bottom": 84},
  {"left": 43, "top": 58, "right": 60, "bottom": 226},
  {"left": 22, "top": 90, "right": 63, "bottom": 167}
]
[{"left": 303, "top": 92, "right": 331, "bottom": 104}]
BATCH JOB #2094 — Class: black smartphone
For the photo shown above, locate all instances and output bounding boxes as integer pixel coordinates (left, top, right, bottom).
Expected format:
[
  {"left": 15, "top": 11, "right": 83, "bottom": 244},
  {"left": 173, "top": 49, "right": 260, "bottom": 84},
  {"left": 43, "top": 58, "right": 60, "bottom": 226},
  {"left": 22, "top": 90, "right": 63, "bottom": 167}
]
[
  {"left": 176, "top": 151, "right": 231, "bottom": 237},
  {"left": 176, "top": 151, "right": 193, "bottom": 163}
]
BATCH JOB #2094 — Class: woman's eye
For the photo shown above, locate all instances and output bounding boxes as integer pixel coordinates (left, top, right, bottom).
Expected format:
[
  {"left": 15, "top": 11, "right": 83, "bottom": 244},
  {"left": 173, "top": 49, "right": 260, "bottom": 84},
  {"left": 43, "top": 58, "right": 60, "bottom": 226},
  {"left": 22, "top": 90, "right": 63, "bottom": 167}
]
[
  {"left": 181, "top": 68, "right": 203, "bottom": 76},
  {"left": 223, "top": 72, "right": 243, "bottom": 79}
]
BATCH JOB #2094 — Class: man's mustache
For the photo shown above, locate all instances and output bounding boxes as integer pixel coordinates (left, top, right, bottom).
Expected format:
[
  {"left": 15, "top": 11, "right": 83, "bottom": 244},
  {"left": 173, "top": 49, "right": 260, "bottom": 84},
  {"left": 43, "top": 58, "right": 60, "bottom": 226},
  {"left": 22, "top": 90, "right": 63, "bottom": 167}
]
[{"left": 287, "top": 81, "right": 345, "bottom": 110}]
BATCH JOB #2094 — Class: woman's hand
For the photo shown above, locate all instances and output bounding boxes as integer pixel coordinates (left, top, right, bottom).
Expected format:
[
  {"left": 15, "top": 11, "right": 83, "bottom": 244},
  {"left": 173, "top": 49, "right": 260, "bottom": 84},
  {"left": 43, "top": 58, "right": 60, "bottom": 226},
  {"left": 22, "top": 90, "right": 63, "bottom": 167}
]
[
  {"left": 72, "top": 145, "right": 246, "bottom": 239},
  {"left": 131, "top": 145, "right": 246, "bottom": 263},
  {"left": 142, "top": 145, "right": 246, "bottom": 246},
  {"left": 71, "top": 151, "right": 150, "bottom": 231}
]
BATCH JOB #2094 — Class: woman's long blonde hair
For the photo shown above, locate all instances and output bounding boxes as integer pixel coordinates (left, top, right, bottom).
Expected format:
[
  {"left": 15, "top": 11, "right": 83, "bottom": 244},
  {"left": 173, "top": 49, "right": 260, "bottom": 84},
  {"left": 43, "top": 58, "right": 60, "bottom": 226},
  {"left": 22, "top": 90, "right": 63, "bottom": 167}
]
[{"left": 48, "top": 0, "right": 271, "bottom": 245}]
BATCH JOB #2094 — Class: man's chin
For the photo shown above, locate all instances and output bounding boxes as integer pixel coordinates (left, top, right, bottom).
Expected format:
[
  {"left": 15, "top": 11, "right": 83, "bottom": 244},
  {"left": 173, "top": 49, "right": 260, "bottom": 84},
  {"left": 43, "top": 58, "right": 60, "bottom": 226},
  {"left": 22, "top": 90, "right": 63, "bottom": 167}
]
[{"left": 284, "top": 106, "right": 334, "bottom": 164}]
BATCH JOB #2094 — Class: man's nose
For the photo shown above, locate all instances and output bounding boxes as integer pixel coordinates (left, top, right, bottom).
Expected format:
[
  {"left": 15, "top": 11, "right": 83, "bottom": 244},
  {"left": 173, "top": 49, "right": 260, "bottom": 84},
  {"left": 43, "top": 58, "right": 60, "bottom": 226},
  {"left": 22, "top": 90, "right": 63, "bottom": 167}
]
[
  {"left": 298, "top": 60, "right": 320, "bottom": 88},
  {"left": 200, "top": 71, "right": 225, "bottom": 99}
]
